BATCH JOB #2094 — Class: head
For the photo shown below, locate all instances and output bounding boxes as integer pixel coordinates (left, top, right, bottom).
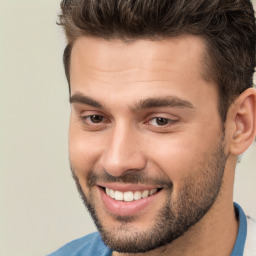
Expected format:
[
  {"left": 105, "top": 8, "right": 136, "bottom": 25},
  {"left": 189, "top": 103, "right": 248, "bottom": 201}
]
[
  {"left": 58, "top": 0, "right": 256, "bottom": 254},
  {"left": 59, "top": 0, "right": 256, "bottom": 122}
]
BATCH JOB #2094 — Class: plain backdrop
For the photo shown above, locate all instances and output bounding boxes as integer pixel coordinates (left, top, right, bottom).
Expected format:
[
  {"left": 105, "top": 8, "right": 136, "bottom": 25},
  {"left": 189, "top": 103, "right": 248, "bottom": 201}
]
[{"left": 1, "top": 1, "right": 256, "bottom": 255}]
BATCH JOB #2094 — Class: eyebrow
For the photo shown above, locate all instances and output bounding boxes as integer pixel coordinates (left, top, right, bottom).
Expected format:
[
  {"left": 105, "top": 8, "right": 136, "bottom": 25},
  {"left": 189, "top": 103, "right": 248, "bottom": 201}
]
[
  {"left": 131, "top": 96, "right": 195, "bottom": 111},
  {"left": 70, "top": 93, "right": 195, "bottom": 111},
  {"left": 70, "top": 93, "right": 103, "bottom": 108}
]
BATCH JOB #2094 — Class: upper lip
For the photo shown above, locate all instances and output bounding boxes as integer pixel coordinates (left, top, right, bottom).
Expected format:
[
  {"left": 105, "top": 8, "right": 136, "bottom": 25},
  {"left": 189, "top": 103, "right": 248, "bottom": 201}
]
[{"left": 97, "top": 182, "right": 161, "bottom": 192}]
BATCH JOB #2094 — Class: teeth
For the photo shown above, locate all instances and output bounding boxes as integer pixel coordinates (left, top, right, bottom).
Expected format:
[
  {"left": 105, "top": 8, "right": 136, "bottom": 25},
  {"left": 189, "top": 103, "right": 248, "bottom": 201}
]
[
  {"left": 115, "top": 191, "right": 124, "bottom": 201},
  {"left": 110, "top": 189, "right": 115, "bottom": 198},
  {"left": 134, "top": 191, "right": 142, "bottom": 200},
  {"left": 105, "top": 188, "right": 158, "bottom": 202},
  {"left": 106, "top": 187, "right": 110, "bottom": 196},
  {"left": 124, "top": 191, "right": 134, "bottom": 202},
  {"left": 141, "top": 190, "right": 149, "bottom": 198},
  {"left": 149, "top": 188, "right": 157, "bottom": 195}
]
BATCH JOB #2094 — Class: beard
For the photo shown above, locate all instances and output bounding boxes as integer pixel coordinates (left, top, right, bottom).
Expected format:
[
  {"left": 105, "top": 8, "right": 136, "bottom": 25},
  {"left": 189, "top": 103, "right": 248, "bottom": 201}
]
[{"left": 70, "top": 136, "right": 227, "bottom": 253}]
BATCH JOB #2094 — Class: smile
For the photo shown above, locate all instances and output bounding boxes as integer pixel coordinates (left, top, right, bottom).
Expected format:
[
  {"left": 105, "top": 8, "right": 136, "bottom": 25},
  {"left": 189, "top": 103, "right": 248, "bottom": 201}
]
[
  {"left": 105, "top": 187, "right": 158, "bottom": 202},
  {"left": 97, "top": 183, "right": 163, "bottom": 216}
]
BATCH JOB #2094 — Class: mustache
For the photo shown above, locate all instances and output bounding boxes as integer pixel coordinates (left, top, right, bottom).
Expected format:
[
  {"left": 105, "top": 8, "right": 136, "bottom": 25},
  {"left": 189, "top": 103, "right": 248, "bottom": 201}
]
[{"left": 71, "top": 169, "right": 173, "bottom": 189}]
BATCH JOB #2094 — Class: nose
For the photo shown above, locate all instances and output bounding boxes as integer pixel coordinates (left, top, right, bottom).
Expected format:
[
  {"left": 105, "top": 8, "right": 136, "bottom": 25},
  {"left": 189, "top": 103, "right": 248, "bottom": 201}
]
[{"left": 100, "top": 123, "right": 147, "bottom": 177}]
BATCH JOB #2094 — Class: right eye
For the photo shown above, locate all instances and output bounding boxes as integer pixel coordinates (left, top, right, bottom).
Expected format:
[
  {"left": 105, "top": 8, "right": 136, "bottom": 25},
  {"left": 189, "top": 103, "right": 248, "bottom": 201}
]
[
  {"left": 80, "top": 114, "right": 107, "bottom": 125},
  {"left": 78, "top": 113, "right": 110, "bottom": 131},
  {"left": 84, "top": 115, "right": 104, "bottom": 124}
]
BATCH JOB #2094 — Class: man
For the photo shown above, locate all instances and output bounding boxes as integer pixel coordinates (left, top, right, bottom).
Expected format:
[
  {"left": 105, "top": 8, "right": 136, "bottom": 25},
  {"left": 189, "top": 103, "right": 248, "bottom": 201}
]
[{"left": 48, "top": 0, "right": 256, "bottom": 255}]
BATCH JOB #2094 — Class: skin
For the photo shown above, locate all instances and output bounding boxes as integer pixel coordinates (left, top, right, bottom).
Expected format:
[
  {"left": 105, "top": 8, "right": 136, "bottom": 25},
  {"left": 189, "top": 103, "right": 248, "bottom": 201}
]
[{"left": 68, "top": 35, "right": 256, "bottom": 256}]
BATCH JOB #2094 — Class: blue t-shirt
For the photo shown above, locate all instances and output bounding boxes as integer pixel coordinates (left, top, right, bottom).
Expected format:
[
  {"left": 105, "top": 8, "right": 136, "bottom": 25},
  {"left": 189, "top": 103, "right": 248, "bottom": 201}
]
[{"left": 47, "top": 203, "right": 247, "bottom": 256}]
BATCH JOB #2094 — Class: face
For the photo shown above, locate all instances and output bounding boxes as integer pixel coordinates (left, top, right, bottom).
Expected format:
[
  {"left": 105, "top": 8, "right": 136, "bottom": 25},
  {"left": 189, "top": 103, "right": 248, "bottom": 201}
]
[{"left": 69, "top": 36, "right": 228, "bottom": 253}]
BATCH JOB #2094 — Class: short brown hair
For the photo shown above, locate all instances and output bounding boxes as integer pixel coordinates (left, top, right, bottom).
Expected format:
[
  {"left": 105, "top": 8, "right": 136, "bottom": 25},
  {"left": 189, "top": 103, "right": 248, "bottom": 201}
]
[{"left": 58, "top": 0, "right": 256, "bottom": 121}]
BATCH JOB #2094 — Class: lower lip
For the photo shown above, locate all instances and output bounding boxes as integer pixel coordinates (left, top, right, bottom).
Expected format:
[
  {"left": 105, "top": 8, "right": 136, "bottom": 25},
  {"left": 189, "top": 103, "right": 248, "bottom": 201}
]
[{"left": 99, "top": 187, "right": 161, "bottom": 216}]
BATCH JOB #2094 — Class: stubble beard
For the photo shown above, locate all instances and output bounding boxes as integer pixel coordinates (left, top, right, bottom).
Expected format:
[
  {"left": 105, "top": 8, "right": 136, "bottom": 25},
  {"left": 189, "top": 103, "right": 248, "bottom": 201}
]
[{"left": 70, "top": 137, "right": 227, "bottom": 253}]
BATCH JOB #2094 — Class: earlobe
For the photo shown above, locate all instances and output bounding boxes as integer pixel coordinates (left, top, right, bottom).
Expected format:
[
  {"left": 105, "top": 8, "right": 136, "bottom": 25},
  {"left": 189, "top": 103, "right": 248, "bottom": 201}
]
[{"left": 229, "top": 88, "right": 256, "bottom": 156}]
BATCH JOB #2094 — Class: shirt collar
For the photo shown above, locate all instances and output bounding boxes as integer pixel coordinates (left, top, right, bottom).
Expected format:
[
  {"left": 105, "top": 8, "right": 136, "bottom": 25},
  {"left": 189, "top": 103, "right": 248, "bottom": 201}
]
[{"left": 231, "top": 202, "right": 247, "bottom": 256}]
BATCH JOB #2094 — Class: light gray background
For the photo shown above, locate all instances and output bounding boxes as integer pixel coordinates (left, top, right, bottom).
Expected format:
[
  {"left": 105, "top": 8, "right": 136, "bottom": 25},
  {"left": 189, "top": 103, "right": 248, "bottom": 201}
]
[{"left": 1, "top": 1, "right": 255, "bottom": 256}]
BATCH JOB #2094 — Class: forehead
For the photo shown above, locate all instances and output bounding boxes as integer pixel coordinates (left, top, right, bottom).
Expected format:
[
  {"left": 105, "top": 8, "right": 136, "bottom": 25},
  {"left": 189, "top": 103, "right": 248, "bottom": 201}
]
[
  {"left": 70, "top": 35, "right": 207, "bottom": 82},
  {"left": 69, "top": 36, "right": 217, "bottom": 111}
]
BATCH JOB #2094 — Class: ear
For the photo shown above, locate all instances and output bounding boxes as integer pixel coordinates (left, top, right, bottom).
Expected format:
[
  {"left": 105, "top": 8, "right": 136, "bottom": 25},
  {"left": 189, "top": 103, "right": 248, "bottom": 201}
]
[{"left": 227, "top": 88, "right": 256, "bottom": 156}]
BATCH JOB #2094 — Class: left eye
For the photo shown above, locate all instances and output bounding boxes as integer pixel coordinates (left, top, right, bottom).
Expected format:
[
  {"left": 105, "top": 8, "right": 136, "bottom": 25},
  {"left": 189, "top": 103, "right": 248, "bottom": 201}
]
[{"left": 149, "top": 117, "right": 171, "bottom": 126}]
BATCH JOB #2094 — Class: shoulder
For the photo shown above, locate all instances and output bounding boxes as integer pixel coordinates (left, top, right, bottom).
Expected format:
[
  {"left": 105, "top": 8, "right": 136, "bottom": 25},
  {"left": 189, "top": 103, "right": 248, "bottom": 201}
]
[
  {"left": 47, "top": 232, "right": 112, "bottom": 256},
  {"left": 244, "top": 216, "right": 256, "bottom": 256}
]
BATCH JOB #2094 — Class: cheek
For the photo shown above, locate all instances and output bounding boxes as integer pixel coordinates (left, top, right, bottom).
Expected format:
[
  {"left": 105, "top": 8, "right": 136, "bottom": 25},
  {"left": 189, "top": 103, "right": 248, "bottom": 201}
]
[
  {"left": 69, "top": 126, "right": 102, "bottom": 177},
  {"left": 145, "top": 131, "right": 220, "bottom": 185}
]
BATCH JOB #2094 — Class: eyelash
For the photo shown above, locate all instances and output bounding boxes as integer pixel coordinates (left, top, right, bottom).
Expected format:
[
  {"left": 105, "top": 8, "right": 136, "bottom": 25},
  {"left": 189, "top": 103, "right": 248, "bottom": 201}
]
[
  {"left": 147, "top": 117, "right": 176, "bottom": 126},
  {"left": 80, "top": 115, "right": 108, "bottom": 126},
  {"left": 79, "top": 114, "right": 178, "bottom": 131}
]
